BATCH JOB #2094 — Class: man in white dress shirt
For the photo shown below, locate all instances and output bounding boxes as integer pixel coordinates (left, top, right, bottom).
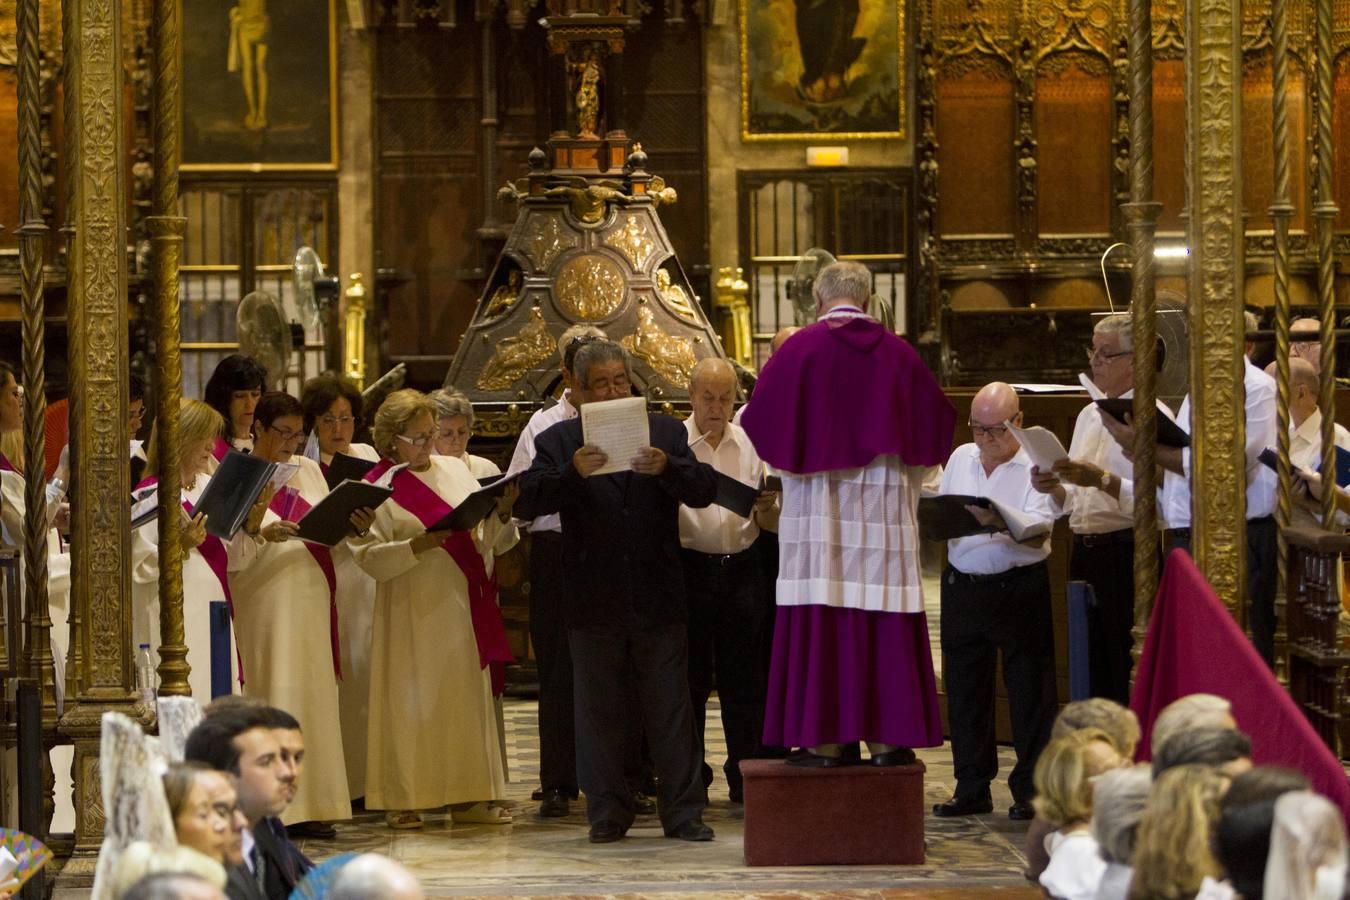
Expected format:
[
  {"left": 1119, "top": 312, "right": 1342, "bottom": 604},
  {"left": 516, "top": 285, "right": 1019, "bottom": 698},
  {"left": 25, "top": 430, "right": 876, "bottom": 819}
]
[
  {"left": 678, "top": 358, "right": 778, "bottom": 803},
  {"left": 934, "top": 382, "right": 1057, "bottom": 821},
  {"left": 1269, "top": 358, "right": 1350, "bottom": 528},
  {"left": 506, "top": 323, "right": 605, "bottom": 817}
]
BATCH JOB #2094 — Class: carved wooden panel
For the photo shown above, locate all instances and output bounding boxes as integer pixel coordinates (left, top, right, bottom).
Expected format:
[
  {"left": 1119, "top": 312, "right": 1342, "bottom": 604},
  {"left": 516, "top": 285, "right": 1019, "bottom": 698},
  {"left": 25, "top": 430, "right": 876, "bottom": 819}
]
[
  {"left": 1243, "top": 60, "right": 1310, "bottom": 232},
  {"left": 1153, "top": 58, "right": 1187, "bottom": 231},
  {"left": 1035, "top": 52, "right": 1112, "bottom": 235},
  {"left": 1336, "top": 56, "right": 1350, "bottom": 229},
  {"left": 936, "top": 67, "right": 1014, "bottom": 235}
]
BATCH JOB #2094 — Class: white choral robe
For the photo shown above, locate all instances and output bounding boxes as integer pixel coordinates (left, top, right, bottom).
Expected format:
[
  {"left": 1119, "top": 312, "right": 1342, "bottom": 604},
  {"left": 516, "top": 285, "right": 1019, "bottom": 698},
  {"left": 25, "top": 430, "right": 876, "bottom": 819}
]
[
  {"left": 325, "top": 441, "right": 380, "bottom": 799},
  {"left": 228, "top": 455, "right": 350, "bottom": 823},
  {"left": 130, "top": 476, "right": 256, "bottom": 700},
  {"left": 352, "top": 455, "right": 508, "bottom": 811}
]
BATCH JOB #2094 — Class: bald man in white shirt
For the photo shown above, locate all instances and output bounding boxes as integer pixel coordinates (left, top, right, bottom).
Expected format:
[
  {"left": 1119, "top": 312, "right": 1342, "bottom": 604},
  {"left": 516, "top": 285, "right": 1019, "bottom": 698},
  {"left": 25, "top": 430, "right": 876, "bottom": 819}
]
[{"left": 934, "top": 382, "right": 1057, "bottom": 822}]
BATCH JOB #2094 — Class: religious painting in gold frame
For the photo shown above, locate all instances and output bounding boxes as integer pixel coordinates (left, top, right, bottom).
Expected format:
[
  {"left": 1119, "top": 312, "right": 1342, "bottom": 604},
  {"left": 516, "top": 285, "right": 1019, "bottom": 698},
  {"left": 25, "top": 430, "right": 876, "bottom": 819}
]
[
  {"left": 739, "top": 0, "right": 905, "bottom": 141},
  {"left": 180, "top": 0, "right": 339, "bottom": 171}
]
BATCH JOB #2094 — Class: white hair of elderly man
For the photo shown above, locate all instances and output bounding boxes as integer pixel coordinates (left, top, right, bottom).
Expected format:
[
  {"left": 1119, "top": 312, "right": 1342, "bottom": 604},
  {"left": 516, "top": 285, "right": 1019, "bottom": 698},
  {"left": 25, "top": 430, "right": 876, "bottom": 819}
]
[{"left": 329, "top": 854, "right": 425, "bottom": 900}]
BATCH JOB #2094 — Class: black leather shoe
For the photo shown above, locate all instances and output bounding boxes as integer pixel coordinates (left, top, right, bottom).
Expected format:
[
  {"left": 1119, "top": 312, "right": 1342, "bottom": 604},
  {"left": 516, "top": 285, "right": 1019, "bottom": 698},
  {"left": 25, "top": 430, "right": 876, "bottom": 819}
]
[
  {"left": 538, "top": 788, "right": 570, "bottom": 818},
  {"left": 785, "top": 752, "right": 846, "bottom": 768},
  {"left": 667, "top": 819, "right": 714, "bottom": 841},
  {"left": 531, "top": 788, "right": 544, "bottom": 801},
  {"left": 287, "top": 820, "right": 337, "bottom": 839},
  {"left": 871, "top": 748, "right": 917, "bottom": 767},
  {"left": 633, "top": 793, "right": 657, "bottom": 815},
  {"left": 932, "top": 795, "right": 994, "bottom": 817},
  {"left": 588, "top": 820, "right": 626, "bottom": 843},
  {"left": 1009, "top": 801, "right": 1035, "bottom": 821}
]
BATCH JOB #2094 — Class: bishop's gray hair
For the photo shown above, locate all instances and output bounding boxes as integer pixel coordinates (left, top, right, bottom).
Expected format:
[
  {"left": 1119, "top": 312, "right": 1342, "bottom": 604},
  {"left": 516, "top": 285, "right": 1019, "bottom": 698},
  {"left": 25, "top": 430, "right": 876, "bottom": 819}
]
[
  {"left": 1093, "top": 313, "right": 1134, "bottom": 352},
  {"left": 572, "top": 339, "right": 632, "bottom": 390},
  {"left": 813, "top": 260, "right": 872, "bottom": 306}
]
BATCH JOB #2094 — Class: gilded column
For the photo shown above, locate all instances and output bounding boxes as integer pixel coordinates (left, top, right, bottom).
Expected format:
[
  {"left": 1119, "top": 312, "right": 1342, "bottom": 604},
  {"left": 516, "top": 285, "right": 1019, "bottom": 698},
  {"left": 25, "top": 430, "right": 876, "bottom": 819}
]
[
  {"left": 149, "top": 0, "right": 189, "bottom": 697},
  {"left": 1312, "top": 0, "right": 1339, "bottom": 531},
  {"left": 58, "top": 0, "right": 142, "bottom": 867},
  {"left": 1185, "top": 0, "right": 1247, "bottom": 614},
  {"left": 1269, "top": 0, "right": 1295, "bottom": 678},
  {"left": 1121, "top": 0, "right": 1163, "bottom": 660},
  {"left": 61, "top": 0, "right": 84, "bottom": 706}
]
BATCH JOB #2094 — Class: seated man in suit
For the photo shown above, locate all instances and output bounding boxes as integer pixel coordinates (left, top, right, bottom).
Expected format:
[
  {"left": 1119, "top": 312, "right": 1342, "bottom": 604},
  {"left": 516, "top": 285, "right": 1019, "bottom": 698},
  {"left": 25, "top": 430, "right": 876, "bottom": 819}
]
[
  {"left": 518, "top": 339, "right": 719, "bottom": 844},
  {"left": 186, "top": 706, "right": 303, "bottom": 900}
]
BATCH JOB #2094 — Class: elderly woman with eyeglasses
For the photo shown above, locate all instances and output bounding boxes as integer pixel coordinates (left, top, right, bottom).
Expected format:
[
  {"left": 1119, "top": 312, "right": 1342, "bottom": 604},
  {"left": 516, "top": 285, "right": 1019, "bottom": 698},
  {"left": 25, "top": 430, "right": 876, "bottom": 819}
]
[
  {"left": 301, "top": 375, "right": 381, "bottom": 802},
  {"left": 351, "top": 389, "right": 514, "bottom": 830},
  {"left": 228, "top": 391, "right": 374, "bottom": 835}
]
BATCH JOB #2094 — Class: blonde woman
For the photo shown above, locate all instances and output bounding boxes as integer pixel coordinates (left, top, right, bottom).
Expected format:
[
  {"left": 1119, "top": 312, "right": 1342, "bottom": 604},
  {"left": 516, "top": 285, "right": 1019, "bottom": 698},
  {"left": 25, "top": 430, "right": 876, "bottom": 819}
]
[
  {"left": 1128, "top": 764, "right": 1228, "bottom": 900},
  {"left": 352, "top": 389, "right": 515, "bottom": 829},
  {"left": 1034, "top": 727, "right": 1124, "bottom": 900},
  {"left": 132, "top": 398, "right": 262, "bottom": 700}
]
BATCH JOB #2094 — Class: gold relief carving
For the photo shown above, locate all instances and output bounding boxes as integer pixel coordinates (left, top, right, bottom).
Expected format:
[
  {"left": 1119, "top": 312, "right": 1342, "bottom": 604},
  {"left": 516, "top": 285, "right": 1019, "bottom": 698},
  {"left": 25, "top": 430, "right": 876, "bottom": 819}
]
[
  {"left": 602, "top": 214, "right": 656, "bottom": 272},
  {"left": 521, "top": 214, "right": 577, "bottom": 272},
  {"left": 621, "top": 306, "right": 698, "bottom": 387},
  {"left": 933, "top": 0, "right": 1015, "bottom": 46},
  {"left": 477, "top": 307, "right": 556, "bottom": 392},
  {"left": 485, "top": 271, "right": 522, "bottom": 319},
  {"left": 1031, "top": 0, "right": 1114, "bottom": 59},
  {"left": 1186, "top": 0, "right": 1246, "bottom": 609},
  {"left": 654, "top": 270, "right": 698, "bottom": 320},
  {"left": 555, "top": 254, "right": 626, "bottom": 320}
]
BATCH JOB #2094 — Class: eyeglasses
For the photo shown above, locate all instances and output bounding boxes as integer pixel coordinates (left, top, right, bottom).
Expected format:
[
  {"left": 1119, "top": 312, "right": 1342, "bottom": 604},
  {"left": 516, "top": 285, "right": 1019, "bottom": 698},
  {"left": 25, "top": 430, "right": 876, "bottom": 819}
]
[
  {"left": 318, "top": 414, "right": 356, "bottom": 428},
  {"left": 1086, "top": 347, "right": 1132, "bottom": 363},
  {"left": 397, "top": 432, "right": 433, "bottom": 448},
  {"left": 266, "top": 424, "right": 303, "bottom": 442},
  {"left": 968, "top": 422, "right": 1008, "bottom": 437}
]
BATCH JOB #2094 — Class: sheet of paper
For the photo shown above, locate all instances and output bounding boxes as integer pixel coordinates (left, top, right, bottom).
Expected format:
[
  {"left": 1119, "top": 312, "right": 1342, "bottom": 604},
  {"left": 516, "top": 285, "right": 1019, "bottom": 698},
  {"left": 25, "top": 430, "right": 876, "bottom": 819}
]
[
  {"left": 580, "top": 396, "right": 650, "bottom": 476},
  {"left": 268, "top": 461, "right": 300, "bottom": 493},
  {"left": 1077, "top": 372, "right": 1106, "bottom": 400},
  {"left": 1010, "top": 383, "right": 1086, "bottom": 394},
  {"left": 1004, "top": 421, "right": 1069, "bottom": 471}
]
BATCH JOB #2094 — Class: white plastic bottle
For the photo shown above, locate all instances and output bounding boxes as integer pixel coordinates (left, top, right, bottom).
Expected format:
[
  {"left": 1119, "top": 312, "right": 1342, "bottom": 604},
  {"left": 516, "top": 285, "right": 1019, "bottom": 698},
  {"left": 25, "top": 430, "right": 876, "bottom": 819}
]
[{"left": 136, "top": 643, "right": 156, "bottom": 704}]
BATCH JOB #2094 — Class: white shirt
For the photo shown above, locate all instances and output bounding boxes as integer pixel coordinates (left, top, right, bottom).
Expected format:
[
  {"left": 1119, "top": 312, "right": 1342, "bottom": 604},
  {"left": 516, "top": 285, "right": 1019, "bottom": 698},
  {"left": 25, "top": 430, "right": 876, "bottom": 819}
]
[
  {"left": 1056, "top": 391, "right": 1168, "bottom": 535},
  {"left": 506, "top": 390, "right": 578, "bottom": 534},
  {"left": 678, "top": 416, "right": 767, "bottom": 555},
  {"left": 1165, "top": 358, "right": 1278, "bottom": 529},
  {"left": 938, "top": 444, "right": 1055, "bottom": 575},
  {"left": 1289, "top": 410, "right": 1350, "bottom": 529},
  {"left": 240, "top": 824, "right": 257, "bottom": 873},
  {"left": 1040, "top": 828, "right": 1106, "bottom": 900}
]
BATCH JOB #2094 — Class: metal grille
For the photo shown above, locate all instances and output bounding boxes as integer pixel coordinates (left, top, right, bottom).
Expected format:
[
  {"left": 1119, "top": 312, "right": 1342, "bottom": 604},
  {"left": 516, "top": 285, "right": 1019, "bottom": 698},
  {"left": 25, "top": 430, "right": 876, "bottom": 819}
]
[
  {"left": 738, "top": 170, "right": 910, "bottom": 368},
  {"left": 180, "top": 184, "right": 336, "bottom": 399}
]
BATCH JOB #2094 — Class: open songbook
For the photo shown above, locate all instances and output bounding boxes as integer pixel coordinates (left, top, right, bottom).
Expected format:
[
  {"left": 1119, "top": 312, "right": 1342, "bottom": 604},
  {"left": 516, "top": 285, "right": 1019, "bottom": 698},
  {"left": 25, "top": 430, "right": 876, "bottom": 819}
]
[
  {"left": 1002, "top": 422, "right": 1069, "bottom": 471},
  {"left": 425, "top": 471, "right": 523, "bottom": 533},
  {"left": 918, "top": 493, "right": 1052, "bottom": 543},
  {"left": 1095, "top": 398, "right": 1191, "bottom": 448},
  {"left": 194, "top": 450, "right": 282, "bottom": 539},
  {"left": 294, "top": 480, "right": 394, "bottom": 546},
  {"left": 323, "top": 452, "right": 378, "bottom": 490},
  {"left": 1259, "top": 446, "right": 1350, "bottom": 489}
]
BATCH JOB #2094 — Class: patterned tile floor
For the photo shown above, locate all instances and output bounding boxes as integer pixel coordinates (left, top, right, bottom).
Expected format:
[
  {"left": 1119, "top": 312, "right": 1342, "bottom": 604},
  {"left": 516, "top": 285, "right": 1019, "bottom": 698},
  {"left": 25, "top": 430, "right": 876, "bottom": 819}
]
[{"left": 295, "top": 696, "right": 1038, "bottom": 898}]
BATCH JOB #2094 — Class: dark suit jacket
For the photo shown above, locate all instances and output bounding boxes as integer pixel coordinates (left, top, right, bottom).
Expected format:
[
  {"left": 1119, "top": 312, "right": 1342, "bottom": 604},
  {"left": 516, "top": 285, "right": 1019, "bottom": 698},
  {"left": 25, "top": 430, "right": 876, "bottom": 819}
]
[
  {"left": 224, "top": 864, "right": 267, "bottom": 900},
  {"left": 248, "top": 818, "right": 310, "bottom": 900},
  {"left": 517, "top": 413, "right": 716, "bottom": 631}
]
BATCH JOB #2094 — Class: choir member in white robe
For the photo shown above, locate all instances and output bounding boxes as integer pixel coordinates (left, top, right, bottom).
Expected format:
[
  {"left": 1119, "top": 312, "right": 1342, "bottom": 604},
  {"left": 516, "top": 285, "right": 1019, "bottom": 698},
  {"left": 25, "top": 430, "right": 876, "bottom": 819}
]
[
  {"left": 301, "top": 374, "right": 382, "bottom": 801},
  {"left": 228, "top": 392, "right": 374, "bottom": 828},
  {"left": 352, "top": 390, "right": 514, "bottom": 830},
  {"left": 131, "top": 398, "right": 260, "bottom": 700},
  {"left": 202, "top": 353, "right": 266, "bottom": 468}
]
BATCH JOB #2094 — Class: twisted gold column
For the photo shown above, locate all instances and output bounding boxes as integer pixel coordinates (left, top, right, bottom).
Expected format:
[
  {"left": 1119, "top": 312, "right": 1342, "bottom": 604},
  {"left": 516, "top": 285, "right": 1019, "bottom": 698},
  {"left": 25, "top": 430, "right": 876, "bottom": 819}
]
[
  {"left": 57, "top": 0, "right": 141, "bottom": 869},
  {"left": 1185, "top": 0, "right": 1247, "bottom": 615},
  {"left": 1270, "top": 0, "right": 1295, "bottom": 681},
  {"left": 1122, "top": 0, "right": 1162, "bottom": 663},
  {"left": 1312, "top": 0, "right": 1339, "bottom": 532},
  {"left": 149, "top": 0, "right": 189, "bottom": 697}
]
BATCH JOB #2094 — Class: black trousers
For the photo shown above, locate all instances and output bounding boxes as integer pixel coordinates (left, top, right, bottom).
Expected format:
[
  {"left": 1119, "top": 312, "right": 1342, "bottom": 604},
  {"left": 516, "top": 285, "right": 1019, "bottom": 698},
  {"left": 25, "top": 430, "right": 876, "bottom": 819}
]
[
  {"left": 571, "top": 623, "right": 707, "bottom": 832},
  {"left": 940, "top": 561, "right": 1057, "bottom": 804},
  {"left": 1070, "top": 531, "right": 1136, "bottom": 705},
  {"left": 528, "top": 532, "right": 577, "bottom": 795},
  {"left": 683, "top": 547, "right": 766, "bottom": 796},
  {"left": 1164, "top": 516, "right": 1278, "bottom": 667}
]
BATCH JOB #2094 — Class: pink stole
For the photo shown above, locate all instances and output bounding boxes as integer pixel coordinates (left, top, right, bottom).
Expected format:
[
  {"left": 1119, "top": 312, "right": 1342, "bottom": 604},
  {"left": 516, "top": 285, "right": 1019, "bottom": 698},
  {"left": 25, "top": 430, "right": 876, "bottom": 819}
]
[
  {"left": 211, "top": 437, "right": 232, "bottom": 462},
  {"left": 0, "top": 453, "right": 13, "bottom": 473},
  {"left": 365, "top": 459, "right": 513, "bottom": 688},
  {"left": 137, "top": 475, "right": 244, "bottom": 684},
  {"left": 270, "top": 485, "right": 342, "bottom": 679}
]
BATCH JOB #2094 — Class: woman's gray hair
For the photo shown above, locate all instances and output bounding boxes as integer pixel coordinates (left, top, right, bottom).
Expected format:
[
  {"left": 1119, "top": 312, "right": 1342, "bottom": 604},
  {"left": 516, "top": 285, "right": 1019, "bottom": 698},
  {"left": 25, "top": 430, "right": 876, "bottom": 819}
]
[
  {"left": 813, "top": 260, "right": 872, "bottom": 306},
  {"left": 1093, "top": 313, "right": 1134, "bottom": 352},
  {"left": 572, "top": 339, "right": 631, "bottom": 390},
  {"left": 1150, "top": 692, "right": 1234, "bottom": 755},
  {"left": 1152, "top": 726, "right": 1252, "bottom": 778},
  {"left": 430, "top": 388, "right": 474, "bottom": 428},
  {"left": 1092, "top": 765, "right": 1153, "bottom": 864}
]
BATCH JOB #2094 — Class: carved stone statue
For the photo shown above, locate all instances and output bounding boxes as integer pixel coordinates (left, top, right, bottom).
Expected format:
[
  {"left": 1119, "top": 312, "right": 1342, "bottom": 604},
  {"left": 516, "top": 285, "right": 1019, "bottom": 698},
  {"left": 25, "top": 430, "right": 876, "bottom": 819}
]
[{"left": 571, "top": 49, "right": 603, "bottom": 139}]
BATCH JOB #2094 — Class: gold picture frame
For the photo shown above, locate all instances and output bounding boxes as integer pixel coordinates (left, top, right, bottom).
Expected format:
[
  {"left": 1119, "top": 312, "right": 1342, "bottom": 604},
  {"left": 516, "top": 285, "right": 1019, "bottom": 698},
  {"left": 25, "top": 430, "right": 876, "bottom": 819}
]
[
  {"left": 739, "top": 0, "right": 906, "bottom": 142},
  {"left": 180, "top": 0, "right": 339, "bottom": 171}
]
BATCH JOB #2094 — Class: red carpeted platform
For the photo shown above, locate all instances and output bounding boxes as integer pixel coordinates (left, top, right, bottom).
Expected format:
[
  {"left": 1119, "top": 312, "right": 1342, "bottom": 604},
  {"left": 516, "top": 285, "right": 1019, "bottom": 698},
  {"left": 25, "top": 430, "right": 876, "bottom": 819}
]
[{"left": 740, "top": 758, "right": 926, "bottom": 866}]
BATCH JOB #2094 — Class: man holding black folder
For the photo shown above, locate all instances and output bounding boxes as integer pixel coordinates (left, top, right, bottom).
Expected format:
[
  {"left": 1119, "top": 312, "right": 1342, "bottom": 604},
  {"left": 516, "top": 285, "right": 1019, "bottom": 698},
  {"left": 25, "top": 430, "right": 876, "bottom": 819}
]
[
  {"left": 933, "top": 382, "right": 1057, "bottom": 820},
  {"left": 677, "top": 358, "right": 778, "bottom": 804}
]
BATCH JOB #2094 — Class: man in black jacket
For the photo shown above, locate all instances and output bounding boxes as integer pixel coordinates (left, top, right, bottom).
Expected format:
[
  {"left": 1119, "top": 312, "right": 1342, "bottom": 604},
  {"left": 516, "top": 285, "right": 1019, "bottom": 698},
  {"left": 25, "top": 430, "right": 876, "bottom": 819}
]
[{"left": 518, "top": 340, "right": 718, "bottom": 844}]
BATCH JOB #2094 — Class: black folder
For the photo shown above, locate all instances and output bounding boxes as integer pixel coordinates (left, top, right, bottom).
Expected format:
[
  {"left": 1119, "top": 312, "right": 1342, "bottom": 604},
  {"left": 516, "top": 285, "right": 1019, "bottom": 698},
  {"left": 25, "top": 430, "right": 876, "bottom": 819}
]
[
  {"left": 760, "top": 474, "right": 783, "bottom": 494},
  {"left": 1095, "top": 398, "right": 1191, "bottom": 448},
  {"left": 194, "top": 450, "right": 277, "bottom": 539},
  {"left": 295, "top": 480, "right": 394, "bottom": 546},
  {"left": 323, "top": 452, "right": 378, "bottom": 490},
  {"left": 917, "top": 495, "right": 997, "bottom": 542},
  {"left": 713, "top": 472, "right": 760, "bottom": 518},
  {"left": 425, "top": 471, "right": 522, "bottom": 532}
]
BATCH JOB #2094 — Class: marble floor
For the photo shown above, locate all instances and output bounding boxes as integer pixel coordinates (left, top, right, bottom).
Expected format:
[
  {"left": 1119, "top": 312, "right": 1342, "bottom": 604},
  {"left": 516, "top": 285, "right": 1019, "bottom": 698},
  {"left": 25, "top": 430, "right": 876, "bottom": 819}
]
[{"left": 294, "top": 697, "right": 1039, "bottom": 898}]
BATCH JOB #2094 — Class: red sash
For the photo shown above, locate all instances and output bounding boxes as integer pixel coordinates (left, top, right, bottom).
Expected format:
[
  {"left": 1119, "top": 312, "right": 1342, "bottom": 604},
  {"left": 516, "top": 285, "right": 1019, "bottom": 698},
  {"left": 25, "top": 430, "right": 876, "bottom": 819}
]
[
  {"left": 365, "top": 459, "right": 512, "bottom": 684},
  {"left": 211, "top": 437, "right": 232, "bottom": 462},
  {"left": 270, "top": 486, "right": 342, "bottom": 679},
  {"left": 0, "top": 453, "right": 13, "bottom": 472},
  {"left": 137, "top": 475, "right": 245, "bottom": 685}
]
